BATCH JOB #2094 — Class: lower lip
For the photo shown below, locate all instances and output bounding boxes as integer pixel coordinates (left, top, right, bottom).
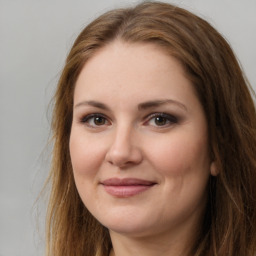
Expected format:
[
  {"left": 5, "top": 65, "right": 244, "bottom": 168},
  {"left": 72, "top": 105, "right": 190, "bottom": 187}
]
[{"left": 103, "top": 185, "right": 153, "bottom": 197}]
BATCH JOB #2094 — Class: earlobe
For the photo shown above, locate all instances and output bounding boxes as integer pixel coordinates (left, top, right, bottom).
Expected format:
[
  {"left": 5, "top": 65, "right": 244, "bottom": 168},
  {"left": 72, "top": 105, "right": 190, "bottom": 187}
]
[{"left": 210, "top": 162, "right": 218, "bottom": 176}]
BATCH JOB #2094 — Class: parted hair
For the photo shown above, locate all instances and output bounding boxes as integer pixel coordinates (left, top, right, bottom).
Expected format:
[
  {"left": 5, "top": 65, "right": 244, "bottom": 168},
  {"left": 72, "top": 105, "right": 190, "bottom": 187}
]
[{"left": 46, "top": 1, "right": 256, "bottom": 255}]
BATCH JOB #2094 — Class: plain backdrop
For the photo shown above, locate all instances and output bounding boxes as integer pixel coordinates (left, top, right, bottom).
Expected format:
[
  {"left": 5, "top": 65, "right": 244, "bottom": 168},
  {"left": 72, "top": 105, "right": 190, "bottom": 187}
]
[{"left": 0, "top": 0, "right": 255, "bottom": 255}]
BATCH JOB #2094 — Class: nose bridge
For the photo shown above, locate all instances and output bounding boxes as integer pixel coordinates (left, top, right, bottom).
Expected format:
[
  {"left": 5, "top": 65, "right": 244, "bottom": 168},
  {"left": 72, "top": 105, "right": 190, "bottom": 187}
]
[
  {"left": 105, "top": 121, "right": 142, "bottom": 167},
  {"left": 113, "top": 122, "right": 133, "bottom": 149}
]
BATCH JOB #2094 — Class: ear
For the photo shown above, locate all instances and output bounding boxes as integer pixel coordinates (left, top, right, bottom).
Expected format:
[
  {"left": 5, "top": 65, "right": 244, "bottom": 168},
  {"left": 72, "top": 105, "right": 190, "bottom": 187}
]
[{"left": 210, "top": 162, "right": 218, "bottom": 176}]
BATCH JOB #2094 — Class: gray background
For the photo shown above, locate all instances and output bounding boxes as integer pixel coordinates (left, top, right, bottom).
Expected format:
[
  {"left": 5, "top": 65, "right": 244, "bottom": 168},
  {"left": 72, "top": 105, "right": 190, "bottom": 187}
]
[{"left": 1, "top": 0, "right": 255, "bottom": 255}]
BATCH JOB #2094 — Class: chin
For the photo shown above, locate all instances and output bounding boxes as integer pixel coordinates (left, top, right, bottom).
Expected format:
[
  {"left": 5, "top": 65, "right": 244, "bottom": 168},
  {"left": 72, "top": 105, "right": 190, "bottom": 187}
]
[
  {"left": 107, "top": 222, "right": 154, "bottom": 238},
  {"left": 94, "top": 208, "right": 153, "bottom": 236}
]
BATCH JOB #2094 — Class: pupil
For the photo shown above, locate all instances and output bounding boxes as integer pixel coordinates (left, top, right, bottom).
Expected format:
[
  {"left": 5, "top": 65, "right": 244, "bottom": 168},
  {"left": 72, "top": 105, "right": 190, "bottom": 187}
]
[
  {"left": 155, "top": 116, "right": 166, "bottom": 126},
  {"left": 94, "top": 117, "right": 105, "bottom": 125}
]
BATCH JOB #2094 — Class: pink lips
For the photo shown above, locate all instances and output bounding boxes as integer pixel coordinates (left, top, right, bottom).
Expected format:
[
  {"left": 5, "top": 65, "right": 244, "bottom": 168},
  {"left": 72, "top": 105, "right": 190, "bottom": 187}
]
[{"left": 101, "top": 178, "right": 156, "bottom": 198}]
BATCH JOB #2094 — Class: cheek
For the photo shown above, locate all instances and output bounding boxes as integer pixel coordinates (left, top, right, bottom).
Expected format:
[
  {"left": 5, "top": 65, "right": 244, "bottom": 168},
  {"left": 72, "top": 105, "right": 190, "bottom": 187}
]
[
  {"left": 69, "top": 131, "right": 106, "bottom": 208},
  {"left": 69, "top": 130, "right": 106, "bottom": 178},
  {"left": 146, "top": 133, "right": 210, "bottom": 219},
  {"left": 145, "top": 131, "right": 210, "bottom": 177}
]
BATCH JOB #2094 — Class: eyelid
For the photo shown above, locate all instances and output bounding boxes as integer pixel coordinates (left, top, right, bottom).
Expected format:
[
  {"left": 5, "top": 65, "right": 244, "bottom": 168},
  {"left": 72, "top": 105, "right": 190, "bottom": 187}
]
[
  {"left": 143, "top": 112, "right": 178, "bottom": 126},
  {"left": 80, "top": 113, "right": 111, "bottom": 127},
  {"left": 80, "top": 113, "right": 103, "bottom": 121}
]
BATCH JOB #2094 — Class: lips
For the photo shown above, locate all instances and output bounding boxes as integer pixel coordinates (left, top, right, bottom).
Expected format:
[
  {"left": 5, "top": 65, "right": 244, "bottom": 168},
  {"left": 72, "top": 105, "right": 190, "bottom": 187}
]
[{"left": 100, "top": 178, "right": 156, "bottom": 197}]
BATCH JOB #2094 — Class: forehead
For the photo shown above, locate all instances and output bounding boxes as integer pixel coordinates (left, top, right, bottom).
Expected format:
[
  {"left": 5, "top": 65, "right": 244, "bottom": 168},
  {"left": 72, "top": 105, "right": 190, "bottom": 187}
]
[{"left": 74, "top": 41, "right": 192, "bottom": 97}]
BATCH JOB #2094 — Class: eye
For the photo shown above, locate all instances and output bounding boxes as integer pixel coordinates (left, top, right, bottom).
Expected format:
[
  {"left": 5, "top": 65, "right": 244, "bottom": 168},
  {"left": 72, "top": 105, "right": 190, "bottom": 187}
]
[
  {"left": 145, "top": 113, "right": 178, "bottom": 127},
  {"left": 80, "top": 114, "right": 110, "bottom": 127}
]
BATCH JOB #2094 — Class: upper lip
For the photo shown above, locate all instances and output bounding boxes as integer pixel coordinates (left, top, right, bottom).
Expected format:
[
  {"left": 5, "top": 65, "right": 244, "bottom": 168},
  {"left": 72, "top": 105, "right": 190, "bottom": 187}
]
[{"left": 101, "top": 178, "right": 157, "bottom": 186}]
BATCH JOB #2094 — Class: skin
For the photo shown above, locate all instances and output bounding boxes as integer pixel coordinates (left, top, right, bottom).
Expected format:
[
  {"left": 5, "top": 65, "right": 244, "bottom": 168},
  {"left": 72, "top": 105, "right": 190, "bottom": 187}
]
[{"left": 70, "top": 41, "right": 215, "bottom": 256}]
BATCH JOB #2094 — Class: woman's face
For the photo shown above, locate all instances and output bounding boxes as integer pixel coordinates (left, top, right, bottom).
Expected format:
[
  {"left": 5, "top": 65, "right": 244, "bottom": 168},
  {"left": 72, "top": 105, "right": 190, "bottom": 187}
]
[{"left": 70, "top": 41, "right": 213, "bottom": 239}]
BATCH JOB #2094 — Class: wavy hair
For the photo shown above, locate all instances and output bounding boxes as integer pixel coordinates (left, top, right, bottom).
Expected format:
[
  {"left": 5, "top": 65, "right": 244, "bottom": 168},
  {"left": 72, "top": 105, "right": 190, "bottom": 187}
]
[{"left": 46, "top": 1, "right": 256, "bottom": 255}]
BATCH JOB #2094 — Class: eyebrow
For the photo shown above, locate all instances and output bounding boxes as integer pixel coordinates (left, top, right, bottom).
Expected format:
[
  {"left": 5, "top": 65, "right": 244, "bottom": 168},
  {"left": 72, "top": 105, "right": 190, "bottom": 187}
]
[
  {"left": 74, "top": 100, "right": 110, "bottom": 110},
  {"left": 138, "top": 99, "right": 187, "bottom": 111},
  {"left": 74, "top": 99, "right": 187, "bottom": 111}
]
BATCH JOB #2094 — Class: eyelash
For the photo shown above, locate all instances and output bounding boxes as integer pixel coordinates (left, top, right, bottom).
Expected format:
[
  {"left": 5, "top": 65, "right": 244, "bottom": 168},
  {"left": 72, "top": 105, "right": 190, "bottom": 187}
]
[
  {"left": 79, "top": 112, "right": 178, "bottom": 128},
  {"left": 80, "top": 113, "right": 110, "bottom": 127},
  {"left": 144, "top": 112, "right": 178, "bottom": 127}
]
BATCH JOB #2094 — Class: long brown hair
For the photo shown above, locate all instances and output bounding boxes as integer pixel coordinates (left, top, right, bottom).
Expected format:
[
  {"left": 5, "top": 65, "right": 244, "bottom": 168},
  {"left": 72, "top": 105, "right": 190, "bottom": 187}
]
[{"left": 46, "top": 1, "right": 256, "bottom": 255}]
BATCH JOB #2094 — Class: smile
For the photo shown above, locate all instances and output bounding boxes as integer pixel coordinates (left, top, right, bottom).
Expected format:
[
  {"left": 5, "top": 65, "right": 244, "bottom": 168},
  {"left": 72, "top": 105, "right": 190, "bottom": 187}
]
[{"left": 100, "top": 178, "right": 157, "bottom": 198}]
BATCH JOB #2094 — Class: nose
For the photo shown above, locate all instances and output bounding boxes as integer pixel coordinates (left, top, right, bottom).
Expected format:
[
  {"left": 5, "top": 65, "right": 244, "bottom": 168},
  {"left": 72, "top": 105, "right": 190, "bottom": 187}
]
[{"left": 105, "top": 125, "right": 143, "bottom": 168}]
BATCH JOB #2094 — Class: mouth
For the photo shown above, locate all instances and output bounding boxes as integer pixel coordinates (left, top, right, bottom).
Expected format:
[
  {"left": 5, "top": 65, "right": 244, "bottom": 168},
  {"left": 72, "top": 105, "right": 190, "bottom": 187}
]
[{"left": 100, "top": 178, "right": 157, "bottom": 198}]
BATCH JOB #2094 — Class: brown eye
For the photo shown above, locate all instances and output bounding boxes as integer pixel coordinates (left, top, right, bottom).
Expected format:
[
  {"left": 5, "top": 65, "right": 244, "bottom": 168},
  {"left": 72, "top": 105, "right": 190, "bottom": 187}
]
[
  {"left": 94, "top": 116, "right": 106, "bottom": 125},
  {"left": 154, "top": 116, "right": 167, "bottom": 126},
  {"left": 81, "top": 114, "right": 110, "bottom": 127},
  {"left": 145, "top": 113, "right": 178, "bottom": 127}
]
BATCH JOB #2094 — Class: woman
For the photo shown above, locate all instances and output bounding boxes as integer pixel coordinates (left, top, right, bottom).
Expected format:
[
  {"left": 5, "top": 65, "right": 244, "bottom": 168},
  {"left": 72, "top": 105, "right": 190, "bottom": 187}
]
[{"left": 46, "top": 1, "right": 256, "bottom": 255}]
